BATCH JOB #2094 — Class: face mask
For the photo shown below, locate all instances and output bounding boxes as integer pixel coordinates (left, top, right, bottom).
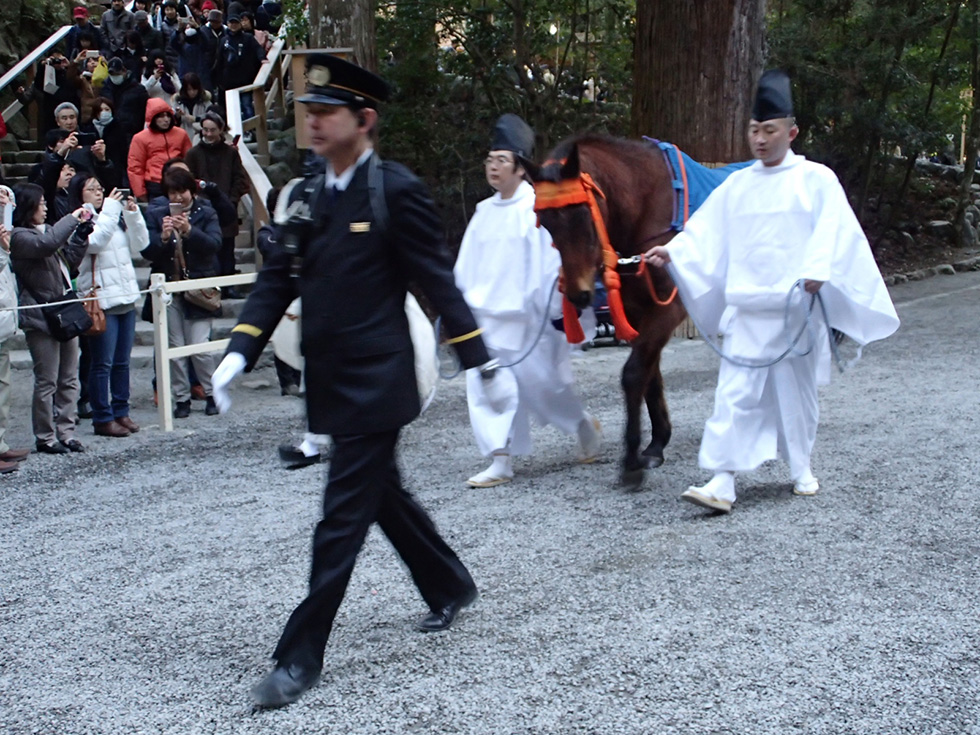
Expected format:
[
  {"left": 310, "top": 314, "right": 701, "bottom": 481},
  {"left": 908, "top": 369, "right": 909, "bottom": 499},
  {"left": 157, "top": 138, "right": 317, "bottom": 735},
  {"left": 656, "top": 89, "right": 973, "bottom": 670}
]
[
  {"left": 98, "top": 111, "right": 113, "bottom": 124},
  {"left": 109, "top": 74, "right": 125, "bottom": 85}
]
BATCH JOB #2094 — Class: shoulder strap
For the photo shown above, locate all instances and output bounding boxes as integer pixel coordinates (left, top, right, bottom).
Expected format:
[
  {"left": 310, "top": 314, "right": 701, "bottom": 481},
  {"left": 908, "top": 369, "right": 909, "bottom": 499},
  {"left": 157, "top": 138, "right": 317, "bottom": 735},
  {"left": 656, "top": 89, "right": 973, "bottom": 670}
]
[{"left": 367, "top": 152, "right": 388, "bottom": 233}]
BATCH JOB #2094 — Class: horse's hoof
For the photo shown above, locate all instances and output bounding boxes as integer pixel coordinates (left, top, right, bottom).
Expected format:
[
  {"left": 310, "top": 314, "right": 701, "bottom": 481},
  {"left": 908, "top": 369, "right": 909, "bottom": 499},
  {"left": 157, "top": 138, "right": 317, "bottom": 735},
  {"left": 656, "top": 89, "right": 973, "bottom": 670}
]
[
  {"left": 644, "top": 455, "right": 665, "bottom": 469},
  {"left": 621, "top": 468, "right": 645, "bottom": 492}
]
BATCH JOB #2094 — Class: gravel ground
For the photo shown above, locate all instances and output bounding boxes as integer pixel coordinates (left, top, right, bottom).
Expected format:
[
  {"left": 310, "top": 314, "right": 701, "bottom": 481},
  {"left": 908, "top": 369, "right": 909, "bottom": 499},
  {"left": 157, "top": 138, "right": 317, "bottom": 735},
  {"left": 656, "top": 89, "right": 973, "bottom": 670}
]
[{"left": 2, "top": 272, "right": 979, "bottom": 735}]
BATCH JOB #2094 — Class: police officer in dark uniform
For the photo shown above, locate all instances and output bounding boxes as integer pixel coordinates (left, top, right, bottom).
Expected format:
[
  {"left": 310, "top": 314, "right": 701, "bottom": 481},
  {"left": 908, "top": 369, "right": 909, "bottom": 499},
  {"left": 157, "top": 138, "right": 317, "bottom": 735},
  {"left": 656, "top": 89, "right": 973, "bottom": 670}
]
[{"left": 210, "top": 54, "right": 510, "bottom": 709}]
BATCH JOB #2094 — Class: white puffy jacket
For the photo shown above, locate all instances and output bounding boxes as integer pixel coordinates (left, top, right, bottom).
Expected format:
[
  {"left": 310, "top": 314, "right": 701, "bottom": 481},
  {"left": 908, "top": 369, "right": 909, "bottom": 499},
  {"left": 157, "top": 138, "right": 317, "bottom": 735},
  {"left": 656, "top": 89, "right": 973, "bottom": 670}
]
[
  {"left": 76, "top": 198, "right": 149, "bottom": 310},
  {"left": 0, "top": 248, "right": 17, "bottom": 342}
]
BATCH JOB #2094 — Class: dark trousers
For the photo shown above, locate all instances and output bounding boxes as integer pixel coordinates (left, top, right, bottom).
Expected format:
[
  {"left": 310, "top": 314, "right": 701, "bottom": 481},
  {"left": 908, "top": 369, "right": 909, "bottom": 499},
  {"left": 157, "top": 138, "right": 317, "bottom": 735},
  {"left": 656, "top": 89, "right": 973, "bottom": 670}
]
[
  {"left": 77, "top": 335, "right": 91, "bottom": 405},
  {"left": 88, "top": 309, "right": 136, "bottom": 424},
  {"left": 272, "top": 429, "right": 475, "bottom": 671},
  {"left": 219, "top": 235, "right": 237, "bottom": 277},
  {"left": 274, "top": 356, "right": 300, "bottom": 393}
]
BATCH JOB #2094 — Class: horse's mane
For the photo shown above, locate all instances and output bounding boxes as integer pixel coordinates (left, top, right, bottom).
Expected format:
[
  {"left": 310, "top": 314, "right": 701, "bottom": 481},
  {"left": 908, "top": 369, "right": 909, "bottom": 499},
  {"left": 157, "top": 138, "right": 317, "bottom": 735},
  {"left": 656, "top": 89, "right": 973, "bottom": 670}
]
[{"left": 541, "top": 134, "right": 657, "bottom": 182}]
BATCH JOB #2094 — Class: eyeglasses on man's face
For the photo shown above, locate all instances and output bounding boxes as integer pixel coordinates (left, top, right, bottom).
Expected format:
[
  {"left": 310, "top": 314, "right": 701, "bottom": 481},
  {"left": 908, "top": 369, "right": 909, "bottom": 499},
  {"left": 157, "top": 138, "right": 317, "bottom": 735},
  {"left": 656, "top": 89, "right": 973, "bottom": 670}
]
[{"left": 484, "top": 155, "right": 514, "bottom": 167}]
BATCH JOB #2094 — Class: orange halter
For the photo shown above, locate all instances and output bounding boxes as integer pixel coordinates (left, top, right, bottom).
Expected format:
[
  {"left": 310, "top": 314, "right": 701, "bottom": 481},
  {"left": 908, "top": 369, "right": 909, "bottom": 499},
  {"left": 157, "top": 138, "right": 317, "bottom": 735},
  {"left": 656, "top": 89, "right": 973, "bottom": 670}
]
[{"left": 535, "top": 172, "right": 668, "bottom": 342}]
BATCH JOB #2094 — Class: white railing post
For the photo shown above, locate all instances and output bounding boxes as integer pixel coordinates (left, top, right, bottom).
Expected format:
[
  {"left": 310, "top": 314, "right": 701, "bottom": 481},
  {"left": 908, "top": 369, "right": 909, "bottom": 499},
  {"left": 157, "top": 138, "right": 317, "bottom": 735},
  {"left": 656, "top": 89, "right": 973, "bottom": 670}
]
[{"left": 151, "top": 273, "right": 173, "bottom": 432}]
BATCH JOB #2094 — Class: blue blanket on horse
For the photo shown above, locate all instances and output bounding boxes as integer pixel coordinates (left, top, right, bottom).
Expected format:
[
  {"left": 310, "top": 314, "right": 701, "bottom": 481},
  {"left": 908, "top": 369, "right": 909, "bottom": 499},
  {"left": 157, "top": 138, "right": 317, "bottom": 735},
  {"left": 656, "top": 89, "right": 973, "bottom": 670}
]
[{"left": 644, "top": 137, "right": 752, "bottom": 232}]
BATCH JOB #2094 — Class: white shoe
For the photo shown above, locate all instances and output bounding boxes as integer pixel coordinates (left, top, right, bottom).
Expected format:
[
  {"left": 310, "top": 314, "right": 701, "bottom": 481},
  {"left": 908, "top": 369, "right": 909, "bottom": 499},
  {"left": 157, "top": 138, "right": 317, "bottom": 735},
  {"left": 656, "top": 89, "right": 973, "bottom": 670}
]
[
  {"left": 577, "top": 414, "right": 602, "bottom": 463},
  {"left": 680, "top": 472, "right": 735, "bottom": 514},
  {"left": 793, "top": 468, "right": 819, "bottom": 496},
  {"left": 466, "top": 454, "right": 513, "bottom": 488}
]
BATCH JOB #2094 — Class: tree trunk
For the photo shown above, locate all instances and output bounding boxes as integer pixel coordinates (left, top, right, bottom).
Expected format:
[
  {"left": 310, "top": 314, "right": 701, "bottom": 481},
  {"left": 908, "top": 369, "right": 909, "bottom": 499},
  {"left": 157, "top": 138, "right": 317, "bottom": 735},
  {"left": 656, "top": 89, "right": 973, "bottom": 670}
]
[
  {"left": 632, "top": 0, "right": 766, "bottom": 162},
  {"left": 309, "top": 0, "right": 377, "bottom": 72}
]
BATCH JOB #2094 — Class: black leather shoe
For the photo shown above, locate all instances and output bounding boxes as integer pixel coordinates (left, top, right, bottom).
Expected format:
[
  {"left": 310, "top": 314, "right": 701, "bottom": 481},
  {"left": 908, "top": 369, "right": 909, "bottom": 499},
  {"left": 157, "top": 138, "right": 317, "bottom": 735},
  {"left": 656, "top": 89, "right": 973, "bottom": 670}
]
[
  {"left": 174, "top": 401, "right": 191, "bottom": 419},
  {"left": 36, "top": 441, "right": 70, "bottom": 455},
  {"left": 250, "top": 663, "right": 320, "bottom": 709},
  {"left": 61, "top": 438, "right": 85, "bottom": 453},
  {"left": 417, "top": 587, "right": 478, "bottom": 632},
  {"left": 77, "top": 401, "right": 93, "bottom": 419},
  {"left": 278, "top": 443, "right": 322, "bottom": 469},
  {"left": 204, "top": 397, "right": 219, "bottom": 416}
]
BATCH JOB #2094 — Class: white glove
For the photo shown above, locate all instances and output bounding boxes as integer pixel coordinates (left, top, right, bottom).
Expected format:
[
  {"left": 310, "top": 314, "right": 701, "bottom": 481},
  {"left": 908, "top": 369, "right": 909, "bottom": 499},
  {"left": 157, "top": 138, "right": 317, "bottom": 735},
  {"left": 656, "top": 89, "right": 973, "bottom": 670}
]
[
  {"left": 211, "top": 352, "right": 246, "bottom": 414},
  {"left": 480, "top": 364, "right": 518, "bottom": 414}
]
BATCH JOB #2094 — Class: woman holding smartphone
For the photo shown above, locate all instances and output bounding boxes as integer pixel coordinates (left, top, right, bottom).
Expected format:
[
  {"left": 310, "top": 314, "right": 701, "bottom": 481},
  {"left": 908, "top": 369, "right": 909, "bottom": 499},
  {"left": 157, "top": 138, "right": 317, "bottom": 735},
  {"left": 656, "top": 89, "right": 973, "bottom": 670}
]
[
  {"left": 141, "top": 166, "right": 221, "bottom": 417},
  {"left": 9, "top": 183, "right": 94, "bottom": 453},
  {"left": 68, "top": 175, "right": 148, "bottom": 437}
]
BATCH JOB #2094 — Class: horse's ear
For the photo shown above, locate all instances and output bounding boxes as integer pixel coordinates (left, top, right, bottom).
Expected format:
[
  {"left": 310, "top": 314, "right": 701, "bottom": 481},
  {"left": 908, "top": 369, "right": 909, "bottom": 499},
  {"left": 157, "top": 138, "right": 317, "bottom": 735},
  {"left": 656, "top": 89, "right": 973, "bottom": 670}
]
[
  {"left": 522, "top": 157, "right": 541, "bottom": 181},
  {"left": 560, "top": 145, "right": 580, "bottom": 179}
]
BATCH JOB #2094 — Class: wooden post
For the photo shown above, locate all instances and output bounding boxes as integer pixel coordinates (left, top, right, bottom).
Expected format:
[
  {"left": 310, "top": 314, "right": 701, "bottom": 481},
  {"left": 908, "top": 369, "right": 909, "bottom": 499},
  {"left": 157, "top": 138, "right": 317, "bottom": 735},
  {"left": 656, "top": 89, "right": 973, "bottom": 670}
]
[{"left": 151, "top": 273, "right": 173, "bottom": 432}]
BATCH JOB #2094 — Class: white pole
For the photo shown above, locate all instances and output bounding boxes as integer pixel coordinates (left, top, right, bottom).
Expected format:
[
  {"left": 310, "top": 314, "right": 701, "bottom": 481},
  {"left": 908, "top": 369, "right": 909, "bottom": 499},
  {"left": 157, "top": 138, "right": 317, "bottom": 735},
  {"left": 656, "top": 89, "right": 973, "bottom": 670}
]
[{"left": 151, "top": 273, "right": 174, "bottom": 432}]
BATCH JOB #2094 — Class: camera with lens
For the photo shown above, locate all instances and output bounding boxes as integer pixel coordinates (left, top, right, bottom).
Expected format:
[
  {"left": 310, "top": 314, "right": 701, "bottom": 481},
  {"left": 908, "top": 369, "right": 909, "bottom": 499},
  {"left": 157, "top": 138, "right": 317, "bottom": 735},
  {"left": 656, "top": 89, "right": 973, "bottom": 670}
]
[{"left": 282, "top": 212, "right": 314, "bottom": 260}]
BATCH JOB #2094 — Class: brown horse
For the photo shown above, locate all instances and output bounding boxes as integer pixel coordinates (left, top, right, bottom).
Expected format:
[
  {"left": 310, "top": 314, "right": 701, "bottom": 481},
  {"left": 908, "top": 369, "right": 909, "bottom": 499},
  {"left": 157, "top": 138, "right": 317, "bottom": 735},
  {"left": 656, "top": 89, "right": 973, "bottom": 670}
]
[{"left": 528, "top": 134, "right": 687, "bottom": 489}]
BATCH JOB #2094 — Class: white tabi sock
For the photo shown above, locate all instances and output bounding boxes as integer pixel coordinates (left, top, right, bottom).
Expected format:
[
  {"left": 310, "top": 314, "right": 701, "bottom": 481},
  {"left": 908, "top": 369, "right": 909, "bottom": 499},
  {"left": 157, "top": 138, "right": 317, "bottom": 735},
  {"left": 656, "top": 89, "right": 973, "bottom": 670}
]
[
  {"left": 793, "top": 467, "right": 819, "bottom": 496},
  {"left": 577, "top": 413, "right": 602, "bottom": 462},
  {"left": 693, "top": 471, "right": 737, "bottom": 503},
  {"left": 466, "top": 453, "right": 514, "bottom": 487}
]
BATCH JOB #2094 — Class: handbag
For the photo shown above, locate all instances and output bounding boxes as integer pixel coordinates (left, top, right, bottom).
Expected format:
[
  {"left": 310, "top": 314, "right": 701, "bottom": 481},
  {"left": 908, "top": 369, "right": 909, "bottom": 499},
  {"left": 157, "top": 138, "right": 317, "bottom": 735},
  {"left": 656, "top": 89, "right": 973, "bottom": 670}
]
[
  {"left": 32, "top": 288, "right": 93, "bottom": 342},
  {"left": 174, "top": 232, "right": 221, "bottom": 313},
  {"left": 83, "top": 254, "right": 106, "bottom": 336},
  {"left": 23, "top": 265, "right": 93, "bottom": 342}
]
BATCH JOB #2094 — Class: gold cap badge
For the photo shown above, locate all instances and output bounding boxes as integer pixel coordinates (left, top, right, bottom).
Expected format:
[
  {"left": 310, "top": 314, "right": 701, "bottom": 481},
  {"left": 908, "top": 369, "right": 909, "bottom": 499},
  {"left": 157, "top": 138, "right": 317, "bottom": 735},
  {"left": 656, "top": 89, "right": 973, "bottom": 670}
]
[{"left": 308, "top": 65, "right": 331, "bottom": 87}]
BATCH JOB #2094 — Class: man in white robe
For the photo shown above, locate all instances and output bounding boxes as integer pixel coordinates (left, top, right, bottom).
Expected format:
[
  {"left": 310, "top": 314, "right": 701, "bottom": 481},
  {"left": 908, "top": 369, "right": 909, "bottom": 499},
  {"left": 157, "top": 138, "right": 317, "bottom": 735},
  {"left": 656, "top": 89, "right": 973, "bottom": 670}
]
[
  {"left": 455, "top": 114, "right": 600, "bottom": 487},
  {"left": 644, "top": 70, "right": 899, "bottom": 513}
]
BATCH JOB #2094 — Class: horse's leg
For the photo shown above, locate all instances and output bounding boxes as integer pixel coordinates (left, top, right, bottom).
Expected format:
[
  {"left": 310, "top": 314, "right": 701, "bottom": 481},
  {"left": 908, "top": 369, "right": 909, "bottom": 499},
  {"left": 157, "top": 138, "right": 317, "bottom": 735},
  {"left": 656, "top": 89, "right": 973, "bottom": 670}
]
[
  {"left": 642, "top": 356, "right": 671, "bottom": 468},
  {"left": 641, "top": 305, "right": 686, "bottom": 467},
  {"left": 620, "top": 346, "right": 649, "bottom": 491}
]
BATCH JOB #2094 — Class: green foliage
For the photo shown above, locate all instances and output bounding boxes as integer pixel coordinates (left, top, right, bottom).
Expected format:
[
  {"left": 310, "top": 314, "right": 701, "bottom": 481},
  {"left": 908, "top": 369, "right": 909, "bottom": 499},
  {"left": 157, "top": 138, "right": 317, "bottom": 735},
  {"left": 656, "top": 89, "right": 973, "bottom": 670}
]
[
  {"left": 375, "top": 0, "right": 635, "bottom": 245},
  {"left": 767, "top": 0, "right": 970, "bottom": 223}
]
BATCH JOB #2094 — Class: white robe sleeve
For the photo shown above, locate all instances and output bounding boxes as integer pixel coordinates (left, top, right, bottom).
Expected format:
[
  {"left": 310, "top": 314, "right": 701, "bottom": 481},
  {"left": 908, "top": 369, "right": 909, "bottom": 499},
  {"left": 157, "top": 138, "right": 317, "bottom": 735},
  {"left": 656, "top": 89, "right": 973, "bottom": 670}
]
[
  {"left": 664, "top": 177, "right": 733, "bottom": 337},
  {"left": 804, "top": 168, "right": 900, "bottom": 346}
]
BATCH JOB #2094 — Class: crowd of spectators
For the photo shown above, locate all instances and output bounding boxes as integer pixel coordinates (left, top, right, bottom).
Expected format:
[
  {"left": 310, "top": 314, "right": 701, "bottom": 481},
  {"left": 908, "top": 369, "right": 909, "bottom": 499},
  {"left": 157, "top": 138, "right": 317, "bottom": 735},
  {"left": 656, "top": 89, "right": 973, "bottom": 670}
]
[{"left": 0, "top": 0, "right": 282, "bottom": 470}]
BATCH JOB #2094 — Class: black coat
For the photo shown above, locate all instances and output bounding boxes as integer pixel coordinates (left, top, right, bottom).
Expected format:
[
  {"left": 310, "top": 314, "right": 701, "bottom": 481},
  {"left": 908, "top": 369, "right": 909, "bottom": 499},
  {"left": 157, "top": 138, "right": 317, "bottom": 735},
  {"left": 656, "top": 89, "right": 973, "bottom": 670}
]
[
  {"left": 212, "top": 29, "right": 264, "bottom": 91},
  {"left": 227, "top": 157, "right": 490, "bottom": 436},
  {"left": 101, "top": 74, "right": 149, "bottom": 149},
  {"left": 142, "top": 196, "right": 222, "bottom": 320}
]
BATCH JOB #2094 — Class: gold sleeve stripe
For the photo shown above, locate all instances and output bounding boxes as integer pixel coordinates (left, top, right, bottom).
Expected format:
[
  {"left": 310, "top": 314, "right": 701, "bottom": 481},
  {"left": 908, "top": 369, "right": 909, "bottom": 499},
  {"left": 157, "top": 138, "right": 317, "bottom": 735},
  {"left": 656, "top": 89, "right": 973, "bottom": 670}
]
[
  {"left": 231, "top": 324, "right": 263, "bottom": 337},
  {"left": 446, "top": 327, "right": 484, "bottom": 345}
]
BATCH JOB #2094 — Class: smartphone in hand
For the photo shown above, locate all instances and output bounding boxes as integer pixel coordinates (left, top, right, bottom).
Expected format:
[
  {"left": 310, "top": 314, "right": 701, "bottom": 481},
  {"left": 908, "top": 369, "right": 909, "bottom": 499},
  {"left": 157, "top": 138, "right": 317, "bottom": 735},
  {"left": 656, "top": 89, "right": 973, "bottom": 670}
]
[{"left": 169, "top": 202, "right": 184, "bottom": 217}]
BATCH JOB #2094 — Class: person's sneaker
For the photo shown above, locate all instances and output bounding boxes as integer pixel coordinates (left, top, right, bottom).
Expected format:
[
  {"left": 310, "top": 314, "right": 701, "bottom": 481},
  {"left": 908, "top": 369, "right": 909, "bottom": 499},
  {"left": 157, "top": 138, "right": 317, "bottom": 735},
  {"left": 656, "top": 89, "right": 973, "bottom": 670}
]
[
  {"left": 174, "top": 401, "right": 191, "bottom": 419},
  {"left": 204, "top": 397, "right": 219, "bottom": 416}
]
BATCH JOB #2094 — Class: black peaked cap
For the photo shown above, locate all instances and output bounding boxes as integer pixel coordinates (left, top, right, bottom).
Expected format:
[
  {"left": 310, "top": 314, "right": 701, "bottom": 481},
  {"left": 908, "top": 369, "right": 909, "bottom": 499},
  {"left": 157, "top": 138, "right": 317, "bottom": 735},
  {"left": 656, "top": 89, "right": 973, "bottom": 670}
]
[
  {"left": 490, "top": 113, "right": 534, "bottom": 159},
  {"left": 752, "top": 69, "right": 794, "bottom": 122},
  {"left": 297, "top": 54, "right": 389, "bottom": 110}
]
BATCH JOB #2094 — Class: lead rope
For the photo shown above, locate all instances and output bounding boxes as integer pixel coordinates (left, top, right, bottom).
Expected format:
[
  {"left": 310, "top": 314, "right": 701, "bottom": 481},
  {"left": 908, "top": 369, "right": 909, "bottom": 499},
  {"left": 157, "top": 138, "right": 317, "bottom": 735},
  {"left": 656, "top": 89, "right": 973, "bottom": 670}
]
[
  {"left": 435, "top": 274, "right": 561, "bottom": 380},
  {"left": 665, "top": 262, "right": 853, "bottom": 373}
]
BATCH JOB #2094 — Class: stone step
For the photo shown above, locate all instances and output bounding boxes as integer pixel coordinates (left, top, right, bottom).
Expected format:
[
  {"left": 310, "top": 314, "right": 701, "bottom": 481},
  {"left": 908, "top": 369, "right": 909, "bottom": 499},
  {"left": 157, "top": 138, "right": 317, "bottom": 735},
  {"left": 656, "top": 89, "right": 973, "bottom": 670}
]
[
  {"left": 4, "top": 150, "right": 43, "bottom": 164},
  {"left": 3, "top": 162, "right": 36, "bottom": 178},
  {"left": 2, "top": 137, "right": 44, "bottom": 150}
]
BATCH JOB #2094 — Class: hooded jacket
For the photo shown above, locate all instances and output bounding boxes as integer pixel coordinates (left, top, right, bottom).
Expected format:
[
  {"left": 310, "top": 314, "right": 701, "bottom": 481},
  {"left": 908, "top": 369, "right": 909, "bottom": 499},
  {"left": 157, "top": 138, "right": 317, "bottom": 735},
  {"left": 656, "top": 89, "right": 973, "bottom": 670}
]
[{"left": 126, "top": 98, "right": 192, "bottom": 199}]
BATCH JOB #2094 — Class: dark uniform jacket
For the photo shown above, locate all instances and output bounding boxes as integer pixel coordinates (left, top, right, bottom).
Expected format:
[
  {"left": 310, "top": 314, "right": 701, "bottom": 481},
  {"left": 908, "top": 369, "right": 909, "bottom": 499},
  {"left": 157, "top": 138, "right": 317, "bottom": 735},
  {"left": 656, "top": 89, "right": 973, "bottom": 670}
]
[{"left": 227, "top": 156, "right": 490, "bottom": 436}]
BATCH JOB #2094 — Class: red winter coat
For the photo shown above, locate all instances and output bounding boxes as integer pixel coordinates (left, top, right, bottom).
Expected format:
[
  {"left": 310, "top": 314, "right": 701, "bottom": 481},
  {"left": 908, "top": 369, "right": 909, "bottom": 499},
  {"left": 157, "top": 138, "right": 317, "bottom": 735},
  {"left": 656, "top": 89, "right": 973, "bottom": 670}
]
[{"left": 126, "top": 98, "right": 192, "bottom": 199}]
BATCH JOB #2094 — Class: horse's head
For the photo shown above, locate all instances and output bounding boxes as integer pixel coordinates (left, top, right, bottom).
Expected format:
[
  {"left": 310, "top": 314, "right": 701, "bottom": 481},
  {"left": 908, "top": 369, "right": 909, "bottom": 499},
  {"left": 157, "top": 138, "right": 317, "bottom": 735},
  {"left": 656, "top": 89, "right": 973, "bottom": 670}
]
[{"left": 528, "top": 144, "right": 602, "bottom": 308}]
